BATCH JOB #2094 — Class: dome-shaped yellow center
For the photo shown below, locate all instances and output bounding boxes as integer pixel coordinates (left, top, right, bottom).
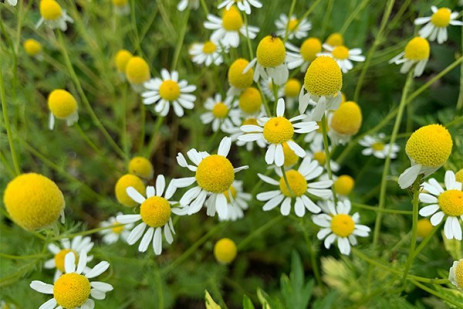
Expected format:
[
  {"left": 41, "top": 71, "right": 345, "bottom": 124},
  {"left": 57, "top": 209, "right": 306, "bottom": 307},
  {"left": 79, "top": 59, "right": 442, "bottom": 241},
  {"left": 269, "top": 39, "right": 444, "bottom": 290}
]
[
  {"left": 334, "top": 175, "right": 354, "bottom": 196},
  {"left": 115, "top": 174, "right": 146, "bottom": 207},
  {"left": 284, "top": 78, "right": 301, "bottom": 98},
  {"left": 112, "top": 0, "right": 128, "bottom": 6},
  {"left": 128, "top": 157, "right": 154, "bottom": 180},
  {"left": 288, "top": 18, "right": 299, "bottom": 31},
  {"left": 313, "top": 151, "right": 326, "bottom": 165},
  {"left": 54, "top": 273, "right": 91, "bottom": 308},
  {"left": 24, "top": 39, "right": 42, "bottom": 56},
  {"left": 125, "top": 57, "right": 150, "bottom": 84},
  {"left": 222, "top": 6, "right": 243, "bottom": 31},
  {"left": 431, "top": 8, "right": 451, "bottom": 27},
  {"left": 405, "top": 124, "right": 452, "bottom": 168},
  {"left": 300, "top": 37, "right": 322, "bottom": 62},
  {"left": 371, "top": 142, "right": 385, "bottom": 151},
  {"left": 228, "top": 58, "right": 254, "bottom": 89},
  {"left": 242, "top": 117, "right": 258, "bottom": 126},
  {"left": 404, "top": 37, "right": 430, "bottom": 61},
  {"left": 438, "top": 190, "right": 463, "bottom": 217},
  {"left": 263, "top": 117, "right": 294, "bottom": 144},
  {"left": 256, "top": 35, "right": 286, "bottom": 68},
  {"left": 330, "top": 101, "right": 362, "bottom": 136},
  {"left": 304, "top": 56, "right": 343, "bottom": 96},
  {"left": 325, "top": 33, "right": 344, "bottom": 47},
  {"left": 332, "top": 46, "right": 349, "bottom": 60},
  {"left": 456, "top": 169, "right": 463, "bottom": 183},
  {"left": 3, "top": 173, "right": 64, "bottom": 231},
  {"left": 214, "top": 238, "right": 237, "bottom": 264},
  {"left": 202, "top": 41, "right": 217, "bottom": 54},
  {"left": 140, "top": 196, "right": 171, "bottom": 227},
  {"left": 111, "top": 221, "right": 124, "bottom": 234},
  {"left": 417, "top": 218, "right": 433, "bottom": 238},
  {"left": 196, "top": 155, "right": 235, "bottom": 193},
  {"left": 455, "top": 260, "right": 463, "bottom": 289},
  {"left": 159, "top": 80, "right": 180, "bottom": 101},
  {"left": 331, "top": 214, "right": 355, "bottom": 237},
  {"left": 282, "top": 142, "right": 299, "bottom": 167},
  {"left": 223, "top": 186, "right": 237, "bottom": 203},
  {"left": 212, "top": 102, "right": 229, "bottom": 118},
  {"left": 54, "top": 249, "right": 78, "bottom": 272},
  {"left": 40, "top": 0, "right": 62, "bottom": 21},
  {"left": 239, "top": 87, "right": 262, "bottom": 114},
  {"left": 115, "top": 49, "right": 133, "bottom": 73},
  {"left": 279, "top": 170, "right": 307, "bottom": 197},
  {"left": 48, "top": 89, "right": 78, "bottom": 119}
]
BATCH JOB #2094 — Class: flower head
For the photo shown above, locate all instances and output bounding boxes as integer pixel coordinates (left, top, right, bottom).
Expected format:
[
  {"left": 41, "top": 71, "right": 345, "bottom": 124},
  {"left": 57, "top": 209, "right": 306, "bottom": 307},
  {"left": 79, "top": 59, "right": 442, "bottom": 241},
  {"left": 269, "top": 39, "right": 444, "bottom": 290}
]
[
  {"left": 219, "top": 181, "right": 251, "bottom": 221},
  {"left": 201, "top": 94, "right": 240, "bottom": 132},
  {"left": 325, "top": 33, "right": 344, "bottom": 48},
  {"left": 128, "top": 156, "right": 154, "bottom": 180},
  {"left": 36, "top": 0, "right": 73, "bottom": 31},
  {"left": 115, "top": 174, "right": 146, "bottom": 207},
  {"left": 218, "top": 0, "right": 262, "bottom": 15},
  {"left": 99, "top": 213, "right": 133, "bottom": 244},
  {"left": 390, "top": 37, "right": 430, "bottom": 77},
  {"left": 125, "top": 56, "right": 150, "bottom": 92},
  {"left": 24, "top": 39, "right": 42, "bottom": 57},
  {"left": 286, "top": 37, "right": 322, "bottom": 71},
  {"left": 415, "top": 6, "right": 463, "bottom": 44},
  {"left": 449, "top": 259, "right": 463, "bottom": 290},
  {"left": 112, "top": 0, "right": 130, "bottom": 15},
  {"left": 47, "top": 89, "right": 79, "bottom": 130},
  {"left": 115, "top": 49, "right": 133, "bottom": 76},
  {"left": 319, "top": 44, "right": 365, "bottom": 73},
  {"left": 329, "top": 101, "right": 362, "bottom": 145},
  {"left": 214, "top": 238, "right": 237, "bottom": 264},
  {"left": 334, "top": 175, "right": 354, "bottom": 196},
  {"left": 238, "top": 87, "right": 262, "bottom": 114},
  {"left": 227, "top": 58, "right": 254, "bottom": 94},
  {"left": 275, "top": 14, "right": 311, "bottom": 40},
  {"left": 189, "top": 40, "right": 224, "bottom": 66},
  {"left": 359, "top": 133, "right": 400, "bottom": 159}
]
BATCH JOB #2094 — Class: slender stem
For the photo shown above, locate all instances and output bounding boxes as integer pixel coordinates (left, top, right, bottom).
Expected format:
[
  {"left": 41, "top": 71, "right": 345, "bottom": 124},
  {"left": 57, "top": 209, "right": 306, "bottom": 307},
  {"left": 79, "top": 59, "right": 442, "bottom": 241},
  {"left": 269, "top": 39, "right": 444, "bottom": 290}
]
[
  {"left": 144, "top": 115, "right": 165, "bottom": 157},
  {"left": 50, "top": 224, "right": 124, "bottom": 241},
  {"left": 283, "top": 0, "right": 297, "bottom": 43},
  {"left": 153, "top": 260, "right": 164, "bottom": 309},
  {"left": 298, "top": 220, "right": 324, "bottom": 290},
  {"left": 121, "top": 84, "right": 129, "bottom": 160},
  {"left": 281, "top": 166, "right": 295, "bottom": 197},
  {"left": 351, "top": 202, "right": 412, "bottom": 215},
  {"left": 243, "top": 14, "right": 254, "bottom": 60},
  {"left": 299, "top": 0, "right": 323, "bottom": 26},
  {"left": 130, "top": 0, "right": 142, "bottom": 55},
  {"left": 237, "top": 216, "right": 283, "bottom": 250},
  {"left": 457, "top": 25, "right": 463, "bottom": 114},
  {"left": 171, "top": 6, "right": 190, "bottom": 70},
  {"left": 321, "top": 115, "right": 337, "bottom": 204},
  {"left": 410, "top": 280, "right": 460, "bottom": 307},
  {"left": 412, "top": 222, "right": 442, "bottom": 260},
  {"left": 256, "top": 82, "right": 272, "bottom": 116},
  {"left": 199, "top": 0, "right": 209, "bottom": 16},
  {"left": 339, "top": 0, "right": 370, "bottom": 35}
]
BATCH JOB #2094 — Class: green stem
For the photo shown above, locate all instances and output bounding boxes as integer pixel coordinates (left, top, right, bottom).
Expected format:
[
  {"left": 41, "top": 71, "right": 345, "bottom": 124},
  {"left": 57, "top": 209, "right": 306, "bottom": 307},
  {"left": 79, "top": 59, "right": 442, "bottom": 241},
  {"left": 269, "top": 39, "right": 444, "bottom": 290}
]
[
  {"left": 409, "top": 280, "right": 460, "bottom": 307},
  {"left": 339, "top": 0, "right": 370, "bottom": 35},
  {"left": 153, "top": 260, "right": 164, "bottom": 309},
  {"left": 129, "top": 0, "right": 142, "bottom": 55},
  {"left": 283, "top": 0, "right": 297, "bottom": 43},
  {"left": 351, "top": 202, "right": 412, "bottom": 215},
  {"left": 243, "top": 14, "right": 254, "bottom": 60},
  {"left": 238, "top": 216, "right": 283, "bottom": 250},
  {"left": 144, "top": 115, "right": 165, "bottom": 158},
  {"left": 321, "top": 115, "right": 337, "bottom": 204},
  {"left": 172, "top": 6, "right": 190, "bottom": 70},
  {"left": 199, "top": 0, "right": 209, "bottom": 16},
  {"left": 281, "top": 166, "right": 295, "bottom": 197}
]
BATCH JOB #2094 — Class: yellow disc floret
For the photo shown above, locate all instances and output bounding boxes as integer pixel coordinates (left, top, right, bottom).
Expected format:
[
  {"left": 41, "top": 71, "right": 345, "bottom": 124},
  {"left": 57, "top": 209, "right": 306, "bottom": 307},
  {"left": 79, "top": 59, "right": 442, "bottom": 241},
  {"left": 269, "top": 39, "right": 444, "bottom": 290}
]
[
  {"left": 454, "top": 259, "right": 463, "bottom": 289},
  {"left": 196, "top": 155, "right": 235, "bottom": 193},
  {"left": 24, "top": 39, "right": 42, "bottom": 56},
  {"left": 111, "top": 221, "right": 124, "bottom": 234},
  {"left": 263, "top": 117, "right": 294, "bottom": 144},
  {"left": 128, "top": 156, "right": 154, "bottom": 180},
  {"left": 54, "top": 249, "right": 78, "bottom": 272},
  {"left": 288, "top": 18, "right": 299, "bottom": 31},
  {"left": 112, "top": 0, "right": 128, "bottom": 6},
  {"left": 125, "top": 56, "right": 150, "bottom": 84},
  {"left": 48, "top": 89, "right": 78, "bottom": 119},
  {"left": 222, "top": 6, "right": 243, "bottom": 31},
  {"left": 304, "top": 56, "right": 342, "bottom": 97},
  {"left": 372, "top": 142, "right": 385, "bottom": 151},
  {"left": 284, "top": 78, "right": 301, "bottom": 98},
  {"left": 40, "top": 0, "right": 62, "bottom": 21},
  {"left": 330, "top": 101, "right": 362, "bottom": 136},
  {"left": 332, "top": 46, "right": 349, "bottom": 60},
  {"left": 159, "top": 80, "right": 180, "bottom": 101},
  {"left": 3, "top": 173, "right": 64, "bottom": 231},
  {"left": 456, "top": 169, "right": 463, "bottom": 183},
  {"left": 405, "top": 124, "right": 452, "bottom": 168},
  {"left": 202, "top": 41, "right": 217, "bottom": 54},
  {"left": 331, "top": 214, "right": 355, "bottom": 237},
  {"left": 54, "top": 273, "right": 91, "bottom": 308},
  {"left": 212, "top": 102, "right": 229, "bottom": 118},
  {"left": 242, "top": 117, "right": 258, "bottom": 126},
  {"left": 214, "top": 238, "right": 237, "bottom": 264},
  {"left": 431, "top": 8, "right": 451, "bottom": 27},
  {"left": 228, "top": 58, "right": 254, "bottom": 89},
  {"left": 140, "top": 196, "right": 171, "bottom": 227},
  {"left": 223, "top": 186, "right": 237, "bottom": 203},
  {"left": 115, "top": 49, "right": 133, "bottom": 73},
  {"left": 300, "top": 37, "right": 322, "bottom": 62},
  {"left": 282, "top": 142, "right": 299, "bottom": 167},
  {"left": 256, "top": 35, "right": 286, "bottom": 68},
  {"left": 417, "top": 218, "right": 433, "bottom": 238},
  {"left": 313, "top": 151, "right": 326, "bottom": 165},
  {"left": 115, "top": 174, "right": 146, "bottom": 207},
  {"left": 239, "top": 87, "right": 262, "bottom": 114},
  {"left": 404, "top": 37, "right": 430, "bottom": 61},
  {"left": 279, "top": 170, "right": 308, "bottom": 197},
  {"left": 326, "top": 33, "right": 344, "bottom": 47},
  {"left": 438, "top": 190, "right": 463, "bottom": 216},
  {"left": 334, "top": 175, "right": 355, "bottom": 196}
]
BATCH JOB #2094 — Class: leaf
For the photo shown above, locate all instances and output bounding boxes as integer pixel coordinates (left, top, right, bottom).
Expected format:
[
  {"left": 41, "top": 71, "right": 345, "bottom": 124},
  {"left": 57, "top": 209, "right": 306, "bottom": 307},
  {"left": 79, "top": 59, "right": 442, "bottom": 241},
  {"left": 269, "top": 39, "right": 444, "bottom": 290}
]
[
  {"left": 205, "top": 290, "right": 221, "bottom": 309},
  {"left": 312, "top": 291, "right": 338, "bottom": 309},
  {"left": 280, "top": 251, "right": 314, "bottom": 309},
  {"left": 243, "top": 295, "right": 255, "bottom": 309}
]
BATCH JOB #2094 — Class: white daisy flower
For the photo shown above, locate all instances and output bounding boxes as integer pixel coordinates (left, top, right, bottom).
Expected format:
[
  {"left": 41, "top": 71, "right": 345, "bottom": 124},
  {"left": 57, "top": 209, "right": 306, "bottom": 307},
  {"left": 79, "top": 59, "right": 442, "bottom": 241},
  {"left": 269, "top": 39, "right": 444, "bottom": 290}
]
[
  {"left": 99, "top": 213, "right": 133, "bottom": 245},
  {"left": 313, "top": 199, "right": 371, "bottom": 255},
  {"left": 142, "top": 69, "right": 196, "bottom": 117},
  {"left": 306, "top": 141, "right": 340, "bottom": 173},
  {"left": 174, "top": 137, "right": 248, "bottom": 220},
  {"left": 257, "top": 156, "right": 332, "bottom": 217},
  {"left": 0, "top": 300, "right": 15, "bottom": 309},
  {"left": 177, "top": 0, "right": 199, "bottom": 11},
  {"left": 415, "top": 6, "right": 463, "bottom": 44},
  {"left": 219, "top": 181, "right": 251, "bottom": 221},
  {"left": 204, "top": 6, "right": 259, "bottom": 48},
  {"left": 449, "top": 259, "right": 463, "bottom": 290},
  {"left": 285, "top": 38, "right": 322, "bottom": 72},
  {"left": 359, "top": 134, "right": 400, "bottom": 159},
  {"left": 227, "top": 117, "right": 267, "bottom": 152},
  {"left": 189, "top": 40, "right": 224, "bottom": 66},
  {"left": 239, "top": 98, "right": 318, "bottom": 167},
  {"left": 319, "top": 44, "right": 365, "bottom": 73},
  {"left": 44, "top": 236, "right": 94, "bottom": 282},
  {"left": 389, "top": 37, "right": 430, "bottom": 77},
  {"left": 418, "top": 170, "right": 463, "bottom": 240},
  {"left": 36, "top": 0, "right": 73, "bottom": 31},
  {"left": 112, "top": 0, "right": 130, "bottom": 15},
  {"left": 275, "top": 14, "right": 311, "bottom": 40},
  {"left": 218, "top": 0, "right": 262, "bottom": 15},
  {"left": 116, "top": 175, "right": 182, "bottom": 255},
  {"left": 200, "top": 94, "right": 241, "bottom": 132}
]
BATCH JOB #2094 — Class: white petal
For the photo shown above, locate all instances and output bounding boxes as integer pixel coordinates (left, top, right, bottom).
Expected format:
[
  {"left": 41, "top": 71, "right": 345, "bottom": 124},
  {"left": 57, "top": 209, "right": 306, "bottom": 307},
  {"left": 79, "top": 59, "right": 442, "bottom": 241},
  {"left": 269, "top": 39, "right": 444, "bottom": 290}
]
[
  {"left": 91, "top": 281, "right": 113, "bottom": 292},
  {"left": 280, "top": 197, "right": 292, "bottom": 216},
  {"left": 276, "top": 98, "right": 285, "bottom": 117},
  {"left": 430, "top": 211, "right": 445, "bottom": 226},
  {"left": 419, "top": 204, "right": 439, "bottom": 217},
  {"left": 218, "top": 137, "right": 232, "bottom": 157},
  {"left": 30, "top": 281, "right": 54, "bottom": 294},
  {"left": 138, "top": 227, "right": 155, "bottom": 252},
  {"left": 156, "top": 175, "right": 166, "bottom": 197},
  {"left": 85, "top": 261, "right": 110, "bottom": 279},
  {"left": 127, "top": 222, "right": 147, "bottom": 245},
  {"left": 153, "top": 227, "right": 163, "bottom": 255},
  {"left": 398, "top": 164, "right": 422, "bottom": 189},
  {"left": 38, "top": 298, "right": 57, "bottom": 309},
  {"left": 64, "top": 251, "right": 76, "bottom": 273},
  {"left": 126, "top": 187, "right": 146, "bottom": 204}
]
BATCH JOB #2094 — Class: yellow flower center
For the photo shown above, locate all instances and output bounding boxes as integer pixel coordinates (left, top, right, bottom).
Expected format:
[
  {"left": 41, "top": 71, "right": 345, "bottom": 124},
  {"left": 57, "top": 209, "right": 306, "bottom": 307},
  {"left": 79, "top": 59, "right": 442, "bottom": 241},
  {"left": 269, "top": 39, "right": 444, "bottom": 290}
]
[
  {"left": 195, "top": 155, "right": 235, "bottom": 193},
  {"left": 54, "top": 249, "right": 78, "bottom": 272},
  {"left": 256, "top": 35, "right": 286, "bottom": 68},
  {"left": 313, "top": 151, "right": 326, "bottom": 165},
  {"left": 3, "top": 173, "right": 64, "bottom": 231},
  {"left": 405, "top": 124, "right": 452, "bottom": 168},
  {"left": 330, "top": 101, "right": 362, "bottom": 136},
  {"left": 112, "top": 0, "right": 128, "bottom": 6},
  {"left": 115, "top": 174, "right": 146, "bottom": 207},
  {"left": 40, "top": 0, "right": 62, "bottom": 21},
  {"left": 24, "top": 39, "right": 42, "bottom": 56},
  {"left": 455, "top": 260, "right": 463, "bottom": 289},
  {"left": 54, "top": 273, "right": 91, "bottom": 309},
  {"left": 279, "top": 170, "right": 307, "bottom": 197},
  {"left": 228, "top": 58, "right": 254, "bottom": 89},
  {"left": 128, "top": 156, "right": 154, "bottom": 180},
  {"left": 300, "top": 37, "right": 322, "bottom": 62},
  {"left": 331, "top": 214, "right": 355, "bottom": 237},
  {"left": 325, "top": 33, "right": 344, "bottom": 47},
  {"left": 404, "top": 37, "right": 430, "bottom": 61},
  {"left": 242, "top": 118, "right": 258, "bottom": 126},
  {"left": 223, "top": 186, "right": 237, "bottom": 203},
  {"left": 115, "top": 49, "right": 133, "bottom": 73},
  {"left": 332, "top": 45, "right": 349, "bottom": 60},
  {"left": 438, "top": 190, "right": 463, "bottom": 217},
  {"left": 125, "top": 56, "right": 150, "bottom": 84},
  {"left": 456, "top": 169, "right": 463, "bottom": 183},
  {"left": 140, "top": 196, "right": 171, "bottom": 227},
  {"left": 222, "top": 6, "right": 243, "bottom": 31},
  {"left": 304, "top": 56, "right": 343, "bottom": 96},
  {"left": 417, "top": 218, "right": 433, "bottom": 238},
  {"left": 212, "top": 102, "right": 229, "bottom": 118},
  {"left": 284, "top": 78, "right": 301, "bottom": 98},
  {"left": 334, "top": 175, "right": 354, "bottom": 196},
  {"left": 214, "top": 238, "right": 237, "bottom": 264},
  {"left": 159, "top": 80, "right": 180, "bottom": 101},
  {"left": 239, "top": 87, "right": 262, "bottom": 114},
  {"left": 282, "top": 142, "right": 299, "bottom": 167},
  {"left": 111, "top": 221, "right": 124, "bottom": 234},
  {"left": 288, "top": 18, "right": 299, "bottom": 31},
  {"left": 372, "top": 142, "right": 385, "bottom": 151},
  {"left": 202, "top": 41, "right": 217, "bottom": 54},
  {"left": 48, "top": 89, "right": 78, "bottom": 119},
  {"left": 431, "top": 8, "right": 451, "bottom": 27},
  {"left": 263, "top": 117, "right": 294, "bottom": 144}
]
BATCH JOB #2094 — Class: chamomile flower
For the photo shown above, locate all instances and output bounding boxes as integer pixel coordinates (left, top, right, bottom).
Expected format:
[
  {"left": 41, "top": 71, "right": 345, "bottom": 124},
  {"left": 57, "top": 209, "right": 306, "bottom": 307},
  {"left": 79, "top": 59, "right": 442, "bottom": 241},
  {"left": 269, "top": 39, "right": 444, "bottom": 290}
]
[
  {"left": 31, "top": 251, "right": 112, "bottom": 309},
  {"left": 44, "top": 236, "right": 94, "bottom": 281},
  {"left": 398, "top": 124, "right": 453, "bottom": 189},
  {"left": 125, "top": 56, "right": 150, "bottom": 92},
  {"left": 389, "top": 37, "right": 430, "bottom": 77},
  {"left": 204, "top": 6, "right": 259, "bottom": 48},
  {"left": 24, "top": 39, "right": 42, "bottom": 59},
  {"left": 415, "top": 7, "right": 463, "bottom": 44},
  {"left": 112, "top": 0, "right": 130, "bottom": 15},
  {"left": 418, "top": 170, "right": 462, "bottom": 240},
  {"left": 307, "top": 142, "right": 341, "bottom": 173},
  {"left": 142, "top": 69, "right": 196, "bottom": 117},
  {"left": 128, "top": 156, "right": 154, "bottom": 180},
  {"left": 189, "top": 40, "right": 224, "bottom": 66},
  {"left": 282, "top": 78, "right": 302, "bottom": 108},
  {"left": 99, "top": 213, "right": 133, "bottom": 244},
  {"left": 174, "top": 137, "right": 248, "bottom": 219},
  {"left": 239, "top": 98, "right": 318, "bottom": 167},
  {"left": 228, "top": 117, "right": 267, "bottom": 151},
  {"left": 36, "top": 0, "right": 73, "bottom": 31},
  {"left": 218, "top": 0, "right": 262, "bottom": 14},
  {"left": 334, "top": 175, "right": 355, "bottom": 197},
  {"left": 0, "top": 300, "right": 15, "bottom": 308},
  {"left": 325, "top": 33, "right": 344, "bottom": 48},
  {"left": 117, "top": 175, "right": 181, "bottom": 255},
  {"left": 359, "top": 133, "right": 400, "bottom": 159},
  {"left": 313, "top": 199, "right": 371, "bottom": 255},
  {"left": 245, "top": 35, "right": 289, "bottom": 86},
  {"left": 328, "top": 101, "right": 362, "bottom": 145},
  {"left": 275, "top": 14, "right": 311, "bottom": 40},
  {"left": 227, "top": 58, "right": 254, "bottom": 96},
  {"left": 257, "top": 156, "right": 332, "bottom": 217},
  {"left": 115, "top": 49, "right": 133, "bottom": 80},
  {"left": 214, "top": 238, "right": 237, "bottom": 264},
  {"left": 115, "top": 174, "right": 146, "bottom": 207},
  {"left": 177, "top": 0, "right": 199, "bottom": 11},
  {"left": 417, "top": 218, "right": 433, "bottom": 239},
  {"left": 319, "top": 44, "right": 365, "bottom": 73},
  {"left": 286, "top": 38, "right": 322, "bottom": 72},
  {"left": 201, "top": 94, "right": 240, "bottom": 132},
  {"left": 449, "top": 259, "right": 463, "bottom": 290},
  {"left": 47, "top": 89, "right": 79, "bottom": 130},
  {"left": 219, "top": 181, "right": 251, "bottom": 221},
  {"left": 299, "top": 56, "right": 343, "bottom": 121},
  {"left": 237, "top": 87, "right": 263, "bottom": 114}
]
